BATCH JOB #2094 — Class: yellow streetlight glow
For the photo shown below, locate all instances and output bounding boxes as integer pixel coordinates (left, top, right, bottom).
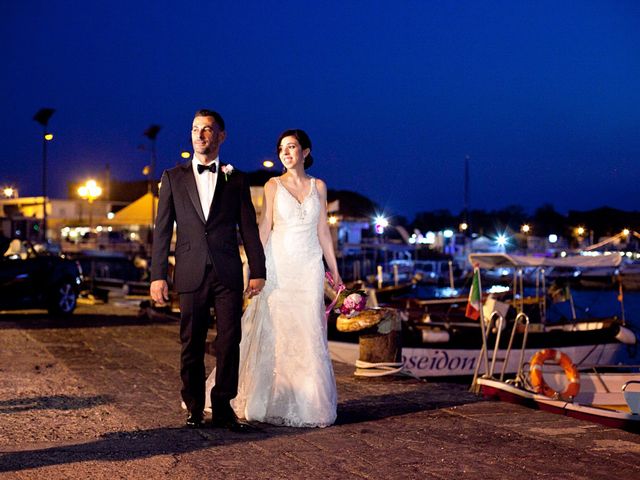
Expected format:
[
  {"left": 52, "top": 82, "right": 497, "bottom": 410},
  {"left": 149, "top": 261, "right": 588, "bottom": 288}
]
[
  {"left": 521, "top": 224, "right": 531, "bottom": 234},
  {"left": 3, "top": 187, "right": 14, "bottom": 198},
  {"left": 78, "top": 179, "right": 102, "bottom": 231},
  {"left": 577, "top": 226, "right": 585, "bottom": 236},
  {"left": 44, "top": 133, "right": 54, "bottom": 141},
  {"left": 263, "top": 160, "right": 275, "bottom": 168},
  {"left": 77, "top": 179, "right": 102, "bottom": 203},
  {"left": 459, "top": 222, "right": 468, "bottom": 231},
  {"left": 181, "top": 151, "right": 191, "bottom": 159},
  {"left": 328, "top": 215, "right": 338, "bottom": 225},
  {"left": 623, "top": 228, "right": 630, "bottom": 236}
]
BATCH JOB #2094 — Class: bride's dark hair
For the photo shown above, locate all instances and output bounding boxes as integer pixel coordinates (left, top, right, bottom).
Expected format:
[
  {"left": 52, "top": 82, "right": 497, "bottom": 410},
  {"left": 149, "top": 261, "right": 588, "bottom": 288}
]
[{"left": 276, "top": 129, "right": 314, "bottom": 170}]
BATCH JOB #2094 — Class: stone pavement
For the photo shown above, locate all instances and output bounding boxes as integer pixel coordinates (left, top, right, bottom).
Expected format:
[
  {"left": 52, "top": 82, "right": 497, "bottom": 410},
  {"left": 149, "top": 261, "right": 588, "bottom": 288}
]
[{"left": 1, "top": 300, "right": 640, "bottom": 479}]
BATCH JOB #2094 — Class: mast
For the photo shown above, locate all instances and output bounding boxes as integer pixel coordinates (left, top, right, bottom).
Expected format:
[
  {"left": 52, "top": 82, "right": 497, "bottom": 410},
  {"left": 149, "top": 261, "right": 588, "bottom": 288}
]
[{"left": 463, "top": 155, "right": 470, "bottom": 230}]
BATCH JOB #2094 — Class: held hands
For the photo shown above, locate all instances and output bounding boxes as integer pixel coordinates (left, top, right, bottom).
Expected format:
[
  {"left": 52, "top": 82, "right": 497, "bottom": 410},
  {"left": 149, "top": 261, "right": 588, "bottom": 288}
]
[
  {"left": 150, "top": 280, "right": 170, "bottom": 306},
  {"left": 245, "top": 278, "right": 265, "bottom": 298}
]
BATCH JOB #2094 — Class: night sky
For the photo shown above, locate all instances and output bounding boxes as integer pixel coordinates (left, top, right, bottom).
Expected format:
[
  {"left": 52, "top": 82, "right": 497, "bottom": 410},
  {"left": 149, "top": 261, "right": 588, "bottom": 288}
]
[{"left": 1, "top": 1, "right": 639, "bottom": 220}]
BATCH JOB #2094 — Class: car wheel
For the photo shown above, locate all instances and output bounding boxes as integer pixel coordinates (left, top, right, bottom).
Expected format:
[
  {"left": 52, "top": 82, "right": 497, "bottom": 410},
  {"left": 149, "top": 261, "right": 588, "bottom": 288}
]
[{"left": 48, "top": 281, "right": 78, "bottom": 315}]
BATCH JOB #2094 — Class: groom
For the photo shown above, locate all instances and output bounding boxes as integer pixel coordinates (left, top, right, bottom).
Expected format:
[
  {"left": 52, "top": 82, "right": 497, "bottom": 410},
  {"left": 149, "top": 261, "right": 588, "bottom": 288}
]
[{"left": 150, "top": 109, "right": 266, "bottom": 431}]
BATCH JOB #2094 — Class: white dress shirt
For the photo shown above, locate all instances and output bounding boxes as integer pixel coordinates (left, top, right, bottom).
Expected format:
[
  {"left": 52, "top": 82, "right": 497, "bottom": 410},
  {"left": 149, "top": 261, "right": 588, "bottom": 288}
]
[{"left": 192, "top": 156, "right": 219, "bottom": 221}]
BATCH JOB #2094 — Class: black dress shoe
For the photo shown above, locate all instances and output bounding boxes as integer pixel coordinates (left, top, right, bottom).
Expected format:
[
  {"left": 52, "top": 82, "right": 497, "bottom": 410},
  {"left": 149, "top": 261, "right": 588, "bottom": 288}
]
[
  {"left": 186, "top": 412, "right": 205, "bottom": 428},
  {"left": 211, "top": 412, "right": 256, "bottom": 433}
]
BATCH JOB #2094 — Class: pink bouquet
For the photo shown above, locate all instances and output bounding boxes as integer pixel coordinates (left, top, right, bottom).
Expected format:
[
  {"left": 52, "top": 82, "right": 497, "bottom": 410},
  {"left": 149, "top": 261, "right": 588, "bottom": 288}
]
[
  {"left": 338, "top": 291, "right": 367, "bottom": 317},
  {"left": 325, "top": 273, "right": 367, "bottom": 318}
]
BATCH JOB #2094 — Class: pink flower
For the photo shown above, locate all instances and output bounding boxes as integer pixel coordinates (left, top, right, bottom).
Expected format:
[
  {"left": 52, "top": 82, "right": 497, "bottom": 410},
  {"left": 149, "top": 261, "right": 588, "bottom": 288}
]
[
  {"left": 343, "top": 293, "right": 363, "bottom": 310},
  {"left": 333, "top": 286, "right": 368, "bottom": 317},
  {"left": 339, "top": 293, "right": 367, "bottom": 316}
]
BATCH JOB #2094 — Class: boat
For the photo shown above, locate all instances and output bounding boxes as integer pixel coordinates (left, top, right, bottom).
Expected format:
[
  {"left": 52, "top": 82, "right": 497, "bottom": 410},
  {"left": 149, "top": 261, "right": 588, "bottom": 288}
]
[
  {"left": 328, "top": 252, "right": 639, "bottom": 378},
  {"left": 387, "top": 258, "right": 468, "bottom": 287},
  {"left": 568, "top": 260, "right": 640, "bottom": 291},
  {"left": 351, "top": 277, "right": 417, "bottom": 304},
  {"left": 476, "top": 371, "right": 640, "bottom": 432},
  {"left": 469, "top": 298, "right": 640, "bottom": 432},
  {"left": 621, "top": 262, "right": 640, "bottom": 290}
]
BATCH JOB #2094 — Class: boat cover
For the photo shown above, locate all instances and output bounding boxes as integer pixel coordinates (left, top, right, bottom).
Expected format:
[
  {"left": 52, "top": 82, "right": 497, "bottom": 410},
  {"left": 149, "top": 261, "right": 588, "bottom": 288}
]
[{"left": 468, "top": 253, "right": 622, "bottom": 269}]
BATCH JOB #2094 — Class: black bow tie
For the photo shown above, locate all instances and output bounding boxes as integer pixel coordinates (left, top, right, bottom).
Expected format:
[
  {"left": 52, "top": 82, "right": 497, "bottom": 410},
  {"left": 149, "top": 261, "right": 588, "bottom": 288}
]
[{"left": 197, "top": 163, "right": 217, "bottom": 174}]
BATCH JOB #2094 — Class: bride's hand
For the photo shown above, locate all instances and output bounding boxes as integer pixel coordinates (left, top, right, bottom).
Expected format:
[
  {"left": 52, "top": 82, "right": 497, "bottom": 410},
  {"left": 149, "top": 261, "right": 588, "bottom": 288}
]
[{"left": 246, "top": 278, "right": 265, "bottom": 298}]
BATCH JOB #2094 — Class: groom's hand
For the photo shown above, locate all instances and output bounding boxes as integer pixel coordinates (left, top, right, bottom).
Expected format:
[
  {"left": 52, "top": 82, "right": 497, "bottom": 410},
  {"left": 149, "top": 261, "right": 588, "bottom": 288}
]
[
  {"left": 150, "top": 280, "right": 170, "bottom": 306},
  {"left": 246, "top": 278, "right": 265, "bottom": 298}
]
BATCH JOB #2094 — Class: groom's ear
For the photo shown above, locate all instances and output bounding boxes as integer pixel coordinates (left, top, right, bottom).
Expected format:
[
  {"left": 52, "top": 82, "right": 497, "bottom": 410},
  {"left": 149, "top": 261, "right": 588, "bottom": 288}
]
[{"left": 218, "top": 130, "right": 227, "bottom": 144}]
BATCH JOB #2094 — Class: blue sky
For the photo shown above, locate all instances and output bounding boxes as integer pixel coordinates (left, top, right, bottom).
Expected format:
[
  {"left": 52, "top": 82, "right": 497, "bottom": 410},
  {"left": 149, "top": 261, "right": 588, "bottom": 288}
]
[{"left": 1, "top": 0, "right": 639, "bottom": 219}]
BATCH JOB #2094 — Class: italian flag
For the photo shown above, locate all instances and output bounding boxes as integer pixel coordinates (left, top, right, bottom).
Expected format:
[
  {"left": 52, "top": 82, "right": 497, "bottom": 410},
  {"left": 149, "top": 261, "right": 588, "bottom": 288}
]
[{"left": 465, "top": 268, "right": 481, "bottom": 320}]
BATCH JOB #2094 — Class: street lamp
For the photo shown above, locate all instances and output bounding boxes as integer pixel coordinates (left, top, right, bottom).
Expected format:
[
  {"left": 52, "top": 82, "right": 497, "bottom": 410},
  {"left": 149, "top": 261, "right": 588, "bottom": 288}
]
[
  {"left": 3, "top": 187, "right": 17, "bottom": 198},
  {"left": 496, "top": 233, "right": 509, "bottom": 252},
  {"left": 77, "top": 179, "right": 102, "bottom": 230},
  {"left": 263, "top": 160, "right": 275, "bottom": 169},
  {"left": 33, "top": 107, "right": 55, "bottom": 241},
  {"left": 374, "top": 215, "right": 388, "bottom": 235}
]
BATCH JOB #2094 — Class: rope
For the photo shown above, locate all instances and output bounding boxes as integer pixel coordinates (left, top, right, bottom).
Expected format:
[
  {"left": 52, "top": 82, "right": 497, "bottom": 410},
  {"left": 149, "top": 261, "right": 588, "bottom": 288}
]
[{"left": 354, "top": 360, "right": 422, "bottom": 380}]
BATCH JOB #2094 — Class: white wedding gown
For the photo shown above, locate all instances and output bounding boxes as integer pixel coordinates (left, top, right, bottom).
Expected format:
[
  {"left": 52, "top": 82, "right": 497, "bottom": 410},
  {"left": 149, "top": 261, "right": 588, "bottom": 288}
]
[{"left": 206, "top": 177, "right": 337, "bottom": 427}]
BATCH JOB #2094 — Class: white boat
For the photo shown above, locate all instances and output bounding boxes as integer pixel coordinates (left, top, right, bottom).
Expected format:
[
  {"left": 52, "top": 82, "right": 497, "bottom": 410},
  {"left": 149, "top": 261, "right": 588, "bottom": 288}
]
[
  {"left": 476, "top": 372, "right": 640, "bottom": 432},
  {"left": 329, "top": 252, "right": 638, "bottom": 378},
  {"left": 330, "top": 319, "right": 636, "bottom": 378}
]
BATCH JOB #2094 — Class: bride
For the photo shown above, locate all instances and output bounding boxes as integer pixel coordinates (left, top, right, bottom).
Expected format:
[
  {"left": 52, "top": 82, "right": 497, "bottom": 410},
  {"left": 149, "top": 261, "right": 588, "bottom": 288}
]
[{"left": 207, "top": 129, "right": 342, "bottom": 427}]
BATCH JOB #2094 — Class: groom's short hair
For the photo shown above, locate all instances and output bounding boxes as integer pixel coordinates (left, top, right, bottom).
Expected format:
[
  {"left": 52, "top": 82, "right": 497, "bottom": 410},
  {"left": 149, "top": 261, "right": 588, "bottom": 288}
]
[{"left": 194, "top": 109, "right": 226, "bottom": 132}]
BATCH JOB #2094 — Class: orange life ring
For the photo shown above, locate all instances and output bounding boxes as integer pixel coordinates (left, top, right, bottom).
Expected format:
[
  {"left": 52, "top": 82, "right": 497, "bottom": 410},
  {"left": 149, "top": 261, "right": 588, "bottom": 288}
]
[{"left": 529, "top": 349, "right": 580, "bottom": 399}]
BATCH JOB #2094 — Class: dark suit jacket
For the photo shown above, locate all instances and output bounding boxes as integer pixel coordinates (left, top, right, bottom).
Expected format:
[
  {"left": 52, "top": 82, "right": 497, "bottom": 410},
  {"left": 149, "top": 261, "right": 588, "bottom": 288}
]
[{"left": 150, "top": 161, "right": 266, "bottom": 293}]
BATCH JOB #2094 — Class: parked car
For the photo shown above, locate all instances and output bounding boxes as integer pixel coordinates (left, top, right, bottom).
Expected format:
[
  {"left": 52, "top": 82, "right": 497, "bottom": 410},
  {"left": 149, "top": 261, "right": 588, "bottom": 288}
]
[{"left": 0, "top": 237, "right": 83, "bottom": 315}]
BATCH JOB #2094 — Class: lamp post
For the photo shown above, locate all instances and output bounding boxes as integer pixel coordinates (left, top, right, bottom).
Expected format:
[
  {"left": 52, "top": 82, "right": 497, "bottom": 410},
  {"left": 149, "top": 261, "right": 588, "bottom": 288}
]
[
  {"left": 521, "top": 224, "right": 531, "bottom": 253},
  {"left": 33, "top": 108, "right": 55, "bottom": 241},
  {"left": 143, "top": 125, "right": 161, "bottom": 239},
  {"left": 77, "top": 179, "right": 102, "bottom": 231}
]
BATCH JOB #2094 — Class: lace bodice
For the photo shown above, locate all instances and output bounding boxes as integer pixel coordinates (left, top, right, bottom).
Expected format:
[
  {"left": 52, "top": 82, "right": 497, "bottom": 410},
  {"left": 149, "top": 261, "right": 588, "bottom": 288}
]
[{"left": 273, "top": 176, "right": 320, "bottom": 230}]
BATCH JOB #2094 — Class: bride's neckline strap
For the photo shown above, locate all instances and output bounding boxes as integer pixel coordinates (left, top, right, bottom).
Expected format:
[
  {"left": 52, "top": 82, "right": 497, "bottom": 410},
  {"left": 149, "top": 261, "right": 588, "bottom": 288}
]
[{"left": 275, "top": 177, "right": 315, "bottom": 205}]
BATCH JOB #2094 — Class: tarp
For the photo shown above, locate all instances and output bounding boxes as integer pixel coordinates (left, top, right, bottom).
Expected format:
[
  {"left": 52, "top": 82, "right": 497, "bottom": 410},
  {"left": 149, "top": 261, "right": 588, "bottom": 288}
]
[
  {"left": 108, "top": 192, "right": 158, "bottom": 226},
  {"left": 468, "top": 252, "right": 622, "bottom": 269}
]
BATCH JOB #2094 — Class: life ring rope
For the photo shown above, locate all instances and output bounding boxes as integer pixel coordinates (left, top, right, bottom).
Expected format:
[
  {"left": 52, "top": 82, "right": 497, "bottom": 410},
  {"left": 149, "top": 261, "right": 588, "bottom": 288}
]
[{"left": 528, "top": 348, "right": 580, "bottom": 400}]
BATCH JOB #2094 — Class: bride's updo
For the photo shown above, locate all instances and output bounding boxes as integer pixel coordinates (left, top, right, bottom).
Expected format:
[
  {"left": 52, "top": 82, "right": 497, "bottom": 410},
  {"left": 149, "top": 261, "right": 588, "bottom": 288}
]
[{"left": 276, "top": 129, "right": 314, "bottom": 170}]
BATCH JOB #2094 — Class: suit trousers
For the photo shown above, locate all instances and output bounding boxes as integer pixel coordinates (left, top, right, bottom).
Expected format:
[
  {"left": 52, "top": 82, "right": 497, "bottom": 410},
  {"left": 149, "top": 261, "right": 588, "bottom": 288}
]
[{"left": 178, "top": 264, "right": 243, "bottom": 415}]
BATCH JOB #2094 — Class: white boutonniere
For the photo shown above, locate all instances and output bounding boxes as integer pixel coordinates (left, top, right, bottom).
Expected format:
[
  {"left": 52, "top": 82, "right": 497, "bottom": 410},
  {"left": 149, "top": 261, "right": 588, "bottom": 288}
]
[{"left": 221, "top": 164, "right": 234, "bottom": 181}]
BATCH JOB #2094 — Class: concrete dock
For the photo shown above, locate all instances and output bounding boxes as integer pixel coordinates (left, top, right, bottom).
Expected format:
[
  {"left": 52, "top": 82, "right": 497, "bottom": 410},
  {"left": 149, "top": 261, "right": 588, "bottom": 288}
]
[{"left": 1, "top": 299, "right": 640, "bottom": 479}]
